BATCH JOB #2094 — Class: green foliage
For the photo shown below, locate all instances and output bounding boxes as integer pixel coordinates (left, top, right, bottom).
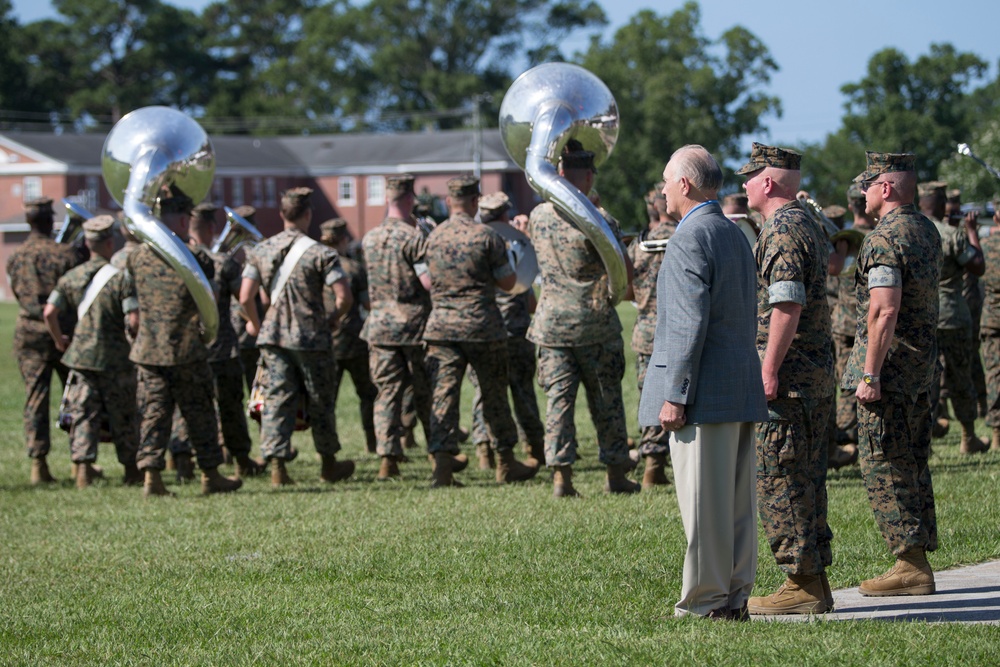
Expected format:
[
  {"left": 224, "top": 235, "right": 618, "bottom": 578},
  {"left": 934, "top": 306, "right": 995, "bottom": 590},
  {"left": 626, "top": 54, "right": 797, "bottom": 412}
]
[
  {"left": 579, "top": 3, "right": 781, "bottom": 230},
  {"left": 939, "top": 119, "right": 1000, "bottom": 206}
]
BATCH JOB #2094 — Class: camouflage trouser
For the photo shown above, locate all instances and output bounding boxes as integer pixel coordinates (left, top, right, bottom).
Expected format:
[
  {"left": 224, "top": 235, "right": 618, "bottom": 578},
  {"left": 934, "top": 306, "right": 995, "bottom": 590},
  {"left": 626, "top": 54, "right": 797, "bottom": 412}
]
[
  {"left": 635, "top": 352, "right": 670, "bottom": 456},
  {"left": 369, "top": 344, "right": 432, "bottom": 458},
  {"left": 932, "top": 327, "right": 978, "bottom": 423},
  {"left": 857, "top": 391, "right": 937, "bottom": 556},
  {"left": 970, "top": 293, "right": 986, "bottom": 404},
  {"left": 536, "top": 339, "right": 630, "bottom": 467},
  {"left": 755, "top": 396, "right": 833, "bottom": 575},
  {"left": 65, "top": 368, "right": 139, "bottom": 465},
  {"left": 981, "top": 330, "right": 1000, "bottom": 427},
  {"left": 833, "top": 334, "right": 858, "bottom": 442},
  {"left": 333, "top": 353, "right": 377, "bottom": 452},
  {"left": 426, "top": 340, "right": 518, "bottom": 455},
  {"left": 259, "top": 346, "right": 340, "bottom": 460},
  {"left": 168, "top": 356, "right": 252, "bottom": 457},
  {"left": 240, "top": 346, "right": 260, "bottom": 396},
  {"left": 14, "top": 346, "right": 68, "bottom": 458},
  {"left": 469, "top": 336, "right": 544, "bottom": 452},
  {"left": 136, "top": 362, "right": 224, "bottom": 472}
]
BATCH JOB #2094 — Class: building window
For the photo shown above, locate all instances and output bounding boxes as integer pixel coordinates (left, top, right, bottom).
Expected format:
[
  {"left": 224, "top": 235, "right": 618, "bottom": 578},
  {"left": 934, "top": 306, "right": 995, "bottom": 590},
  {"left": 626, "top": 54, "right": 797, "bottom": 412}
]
[
  {"left": 265, "top": 178, "right": 277, "bottom": 207},
  {"left": 85, "top": 176, "right": 99, "bottom": 211},
  {"left": 212, "top": 179, "right": 224, "bottom": 205},
  {"left": 22, "top": 176, "right": 41, "bottom": 203},
  {"left": 252, "top": 177, "right": 263, "bottom": 207},
  {"left": 232, "top": 178, "right": 244, "bottom": 206},
  {"left": 367, "top": 176, "right": 385, "bottom": 205},
  {"left": 338, "top": 177, "right": 356, "bottom": 206}
]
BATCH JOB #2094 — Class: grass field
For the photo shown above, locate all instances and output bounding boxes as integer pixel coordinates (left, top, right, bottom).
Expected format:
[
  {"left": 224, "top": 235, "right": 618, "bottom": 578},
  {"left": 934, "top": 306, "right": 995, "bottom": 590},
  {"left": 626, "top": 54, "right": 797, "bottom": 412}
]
[{"left": 1, "top": 300, "right": 999, "bottom": 666}]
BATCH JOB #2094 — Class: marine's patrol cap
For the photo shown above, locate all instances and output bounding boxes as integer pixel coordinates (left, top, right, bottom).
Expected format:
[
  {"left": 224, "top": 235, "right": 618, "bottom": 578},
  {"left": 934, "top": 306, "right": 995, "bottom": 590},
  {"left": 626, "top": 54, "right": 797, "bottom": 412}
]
[
  {"left": 192, "top": 202, "right": 218, "bottom": 222},
  {"left": 735, "top": 142, "right": 801, "bottom": 175},
  {"left": 823, "top": 204, "right": 847, "bottom": 220},
  {"left": 83, "top": 215, "right": 116, "bottom": 242},
  {"left": 386, "top": 174, "right": 416, "bottom": 197},
  {"left": 320, "top": 217, "right": 349, "bottom": 242},
  {"left": 722, "top": 192, "right": 749, "bottom": 208},
  {"left": 158, "top": 188, "right": 195, "bottom": 215},
  {"left": 947, "top": 188, "right": 962, "bottom": 203},
  {"left": 853, "top": 152, "right": 915, "bottom": 184},
  {"left": 559, "top": 139, "right": 596, "bottom": 172},
  {"left": 234, "top": 204, "right": 257, "bottom": 221},
  {"left": 847, "top": 182, "right": 865, "bottom": 203},
  {"left": 447, "top": 175, "right": 480, "bottom": 198},
  {"left": 281, "top": 187, "right": 313, "bottom": 209},
  {"left": 479, "top": 192, "right": 511, "bottom": 214},
  {"left": 24, "top": 196, "right": 54, "bottom": 225}
]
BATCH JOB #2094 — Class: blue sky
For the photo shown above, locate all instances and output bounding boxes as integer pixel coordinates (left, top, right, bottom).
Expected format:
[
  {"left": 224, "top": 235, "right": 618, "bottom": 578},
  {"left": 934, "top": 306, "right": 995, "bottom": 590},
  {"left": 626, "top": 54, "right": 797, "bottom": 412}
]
[{"left": 9, "top": 0, "right": 1000, "bottom": 147}]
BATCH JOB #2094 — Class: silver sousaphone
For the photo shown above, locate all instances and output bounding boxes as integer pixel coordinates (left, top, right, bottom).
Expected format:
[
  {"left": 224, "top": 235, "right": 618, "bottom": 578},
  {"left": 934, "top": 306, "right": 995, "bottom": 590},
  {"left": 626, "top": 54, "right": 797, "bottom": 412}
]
[
  {"left": 54, "top": 199, "right": 95, "bottom": 244},
  {"left": 213, "top": 205, "right": 264, "bottom": 255},
  {"left": 101, "top": 106, "right": 219, "bottom": 344},
  {"left": 488, "top": 221, "right": 538, "bottom": 295},
  {"left": 499, "top": 62, "right": 627, "bottom": 304}
]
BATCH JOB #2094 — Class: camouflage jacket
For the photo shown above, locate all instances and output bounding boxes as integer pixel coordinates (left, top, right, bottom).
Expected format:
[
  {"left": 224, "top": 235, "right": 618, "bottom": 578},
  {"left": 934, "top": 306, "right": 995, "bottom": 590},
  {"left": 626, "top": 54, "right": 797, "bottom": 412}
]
[
  {"left": 7, "top": 231, "right": 79, "bottom": 351},
  {"left": 244, "top": 228, "right": 345, "bottom": 352},
  {"left": 497, "top": 290, "right": 532, "bottom": 338},
  {"left": 980, "top": 231, "right": 1000, "bottom": 331},
  {"left": 628, "top": 220, "right": 673, "bottom": 355},
  {"left": 831, "top": 224, "right": 874, "bottom": 336},
  {"left": 527, "top": 202, "right": 623, "bottom": 347},
  {"left": 361, "top": 217, "right": 430, "bottom": 346},
  {"left": 110, "top": 242, "right": 140, "bottom": 270},
  {"left": 423, "top": 211, "right": 513, "bottom": 342},
  {"left": 126, "top": 243, "right": 214, "bottom": 366},
  {"left": 842, "top": 205, "right": 942, "bottom": 397},
  {"left": 932, "top": 219, "right": 973, "bottom": 330},
  {"left": 331, "top": 255, "right": 369, "bottom": 359},
  {"left": 755, "top": 201, "right": 834, "bottom": 399},
  {"left": 202, "top": 245, "right": 241, "bottom": 362},
  {"left": 47, "top": 256, "right": 136, "bottom": 372}
]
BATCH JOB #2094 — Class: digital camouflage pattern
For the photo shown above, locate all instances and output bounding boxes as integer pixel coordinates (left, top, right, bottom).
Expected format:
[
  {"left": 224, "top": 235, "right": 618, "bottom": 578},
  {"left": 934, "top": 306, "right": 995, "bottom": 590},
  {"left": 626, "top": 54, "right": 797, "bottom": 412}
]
[
  {"left": 331, "top": 256, "right": 369, "bottom": 359},
  {"left": 842, "top": 205, "right": 942, "bottom": 398},
  {"left": 135, "top": 361, "right": 224, "bottom": 471},
  {"left": 243, "top": 228, "right": 345, "bottom": 351},
  {"left": 980, "top": 231, "right": 1000, "bottom": 425},
  {"left": 204, "top": 246, "right": 242, "bottom": 362},
  {"left": 258, "top": 346, "right": 341, "bottom": 460},
  {"left": 422, "top": 211, "right": 512, "bottom": 342},
  {"left": 856, "top": 391, "right": 937, "bottom": 555},
  {"left": 64, "top": 368, "right": 138, "bottom": 465},
  {"left": 964, "top": 274, "right": 986, "bottom": 405},
  {"left": 832, "top": 334, "right": 858, "bottom": 440},
  {"left": 126, "top": 243, "right": 214, "bottom": 366},
  {"left": 361, "top": 217, "right": 430, "bottom": 346},
  {"left": 627, "top": 220, "right": 673, "bottom": 355},
  {"left": 634, "top": 352, "right": 669, "bottom": 455},
  {"left": 755, "top": 201, "right": 834, "bottom": 398},
  {"left": 932, "top": 328, "right": 978, "bottom": 424},
  {"left": 332, "top": 353, "right": 377, "bottom": 453},
  {"left": 536, "top": 340, "right": 631, "bottom": 467},
  {"left": 931, "top": 220, "right": 973, "bottom": 330},
  {"left": 7, "top": 231, "right": 80, "bottom": 457},
  {"left": 755, "top": 396, "right": 832, "bottom": 575},
  {"left": 110, "top": 241, "right": 140, "bottom": 270},
  {"left": 981, "top": 334, "right": 1000, "bottom": 426},
  {"left": 528, "top": 202, "right": 623, "bottom": 347},
  {"left": 47, "top": 256, "right": 135, "bottom": 372},
  {"left": 369, "top": 344, "right": 431, "bottom": 457},
  {"left": 735, "top": 142, "right": 802, "bottom": 174},
  {"left": 496, "top": 288, "right": 531, "bottom": 338}
]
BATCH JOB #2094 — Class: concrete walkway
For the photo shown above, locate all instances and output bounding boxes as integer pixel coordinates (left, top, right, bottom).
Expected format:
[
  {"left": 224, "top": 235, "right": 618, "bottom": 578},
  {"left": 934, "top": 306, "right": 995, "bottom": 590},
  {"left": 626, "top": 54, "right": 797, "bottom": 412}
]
[{"left": 754, "top": 560, "right": 1000, "bottom": 624}]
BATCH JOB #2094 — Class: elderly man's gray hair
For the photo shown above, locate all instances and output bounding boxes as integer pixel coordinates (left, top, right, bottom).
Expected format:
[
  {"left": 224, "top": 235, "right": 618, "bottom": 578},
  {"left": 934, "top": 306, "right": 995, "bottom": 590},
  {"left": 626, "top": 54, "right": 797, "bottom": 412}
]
[{"left": 670, "top": 145, "right": 723, "bottom": 194}]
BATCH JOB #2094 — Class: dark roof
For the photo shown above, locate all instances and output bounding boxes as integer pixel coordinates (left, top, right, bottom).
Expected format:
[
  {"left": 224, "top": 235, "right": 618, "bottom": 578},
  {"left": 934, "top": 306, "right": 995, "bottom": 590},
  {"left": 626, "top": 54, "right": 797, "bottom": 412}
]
[{"left": 0, "top": 128, "right": 514, "bottom": 173}]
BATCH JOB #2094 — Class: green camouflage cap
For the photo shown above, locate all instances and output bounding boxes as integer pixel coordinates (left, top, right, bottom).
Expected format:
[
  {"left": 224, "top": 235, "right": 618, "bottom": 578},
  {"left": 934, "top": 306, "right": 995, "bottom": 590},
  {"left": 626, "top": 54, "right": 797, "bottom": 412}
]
[
  {"left": 735, "top": 142, "right": 801, "bottom": 175},
  {"left": 559, "top": 139, "right": 597, "bottom": 172},
  {"left": 447, "top": 175, "right": 480, "bottom": 198},
  {"left": 191, "top": 202, "right": 218, "bottom": 222},
  {"left": 386, "top": 173, "right": 415, "bottom": 196},
  {"left": 823, "top": 204, "right": 847, "bottom": 220},
  {"left": 946, "top": 188, "right": 962, "bottom": 202},
  {"left": 847, "top": 182, "right": 865, "bottom": 202},
  {"left": 83, "top": 214, "right": 116, "bottom": 242},
  {"left": 233, "top": 204, "right": 256, "bottom": 221},
  {"left": 319, "top": 217, "right": 348, "bottom": 241},
  {"left": 917, "top": 181, "right": 947, "bottom": 198},
  {"left": 722, "top": 192, "right": 749, "bottom": 207},
  {"left": 853, "top": 151, "right": 915, "bottom": 184},
  {"left": 281, "top": 187, "right": 313, "bottom": 209},
  {"left": 24, "top": 196, "right": 54, "bottom": 215}
]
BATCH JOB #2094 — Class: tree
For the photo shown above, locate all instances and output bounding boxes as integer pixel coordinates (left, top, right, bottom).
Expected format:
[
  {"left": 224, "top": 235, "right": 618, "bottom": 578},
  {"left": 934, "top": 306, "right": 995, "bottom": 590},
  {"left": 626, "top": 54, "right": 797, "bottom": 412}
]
[{"left": 578, "top": 2, "right": 781, "bottom": 228}]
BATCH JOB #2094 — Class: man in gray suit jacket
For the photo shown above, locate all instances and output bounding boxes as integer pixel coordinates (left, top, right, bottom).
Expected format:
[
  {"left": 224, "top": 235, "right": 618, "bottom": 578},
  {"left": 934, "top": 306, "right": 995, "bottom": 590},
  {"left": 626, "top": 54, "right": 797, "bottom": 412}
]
[{"left": 638, "top": 145, "right": 768, "bottom": 619}]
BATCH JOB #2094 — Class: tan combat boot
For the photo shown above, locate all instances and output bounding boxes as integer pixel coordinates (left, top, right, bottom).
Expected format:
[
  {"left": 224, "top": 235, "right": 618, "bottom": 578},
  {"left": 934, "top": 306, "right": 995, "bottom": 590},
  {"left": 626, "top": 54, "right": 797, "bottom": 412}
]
[
  {"left": 431, "top": 451, "right": 462, "bottom": 488},
  {"left": 143, "top": 469, "right": 175, "bottom": 498},
  {"left": 122, "top": 463, "right": 143, "bottom": 486},
  {"left": 992, "top": 427, "right": 1000, "bottom": 452},
  {"left": 173, "top": 452, "right": 196, "bottom": 483},
  {"left": 960, "top": 422, "right": 989, "bottom": 454},
  {"left": 201, "top": 467, "right": 243, "bottom": 495},
  {"left": 828, "top": 444, "right": 859, "bottom": 470},
  {"left": 271, "top": 459, "right": 295, "bottom": 488},
  {"left": 820, "top": 571, "right": 835, "bottom": 611},
  {"left": 75, "top": 462, "right": 101, "bottom": 489},
  {"left": 320, "top": 455, "right": 355, "bottom": 484},
  {"left": 376, "top": 455, "right": 400, "bottom": 482},
  {"left": 30, "top": 456, "right": 57, "bottom": 485},
  {"left": 747, "top": 574, "right": 829, "bottom": 615},
  {"left": 932, "top": 416, "right": 950, "bottom": 439},
  {"left": 71, "top": 462, "right": 104, "bottom": 481},
  {"left": 525, "top": 441, "right": 545, "bottom": 468},
  {"left": 642, "top": 453, "right": 669, "bottom": 489},
  {"left": 496, "top": 449, "right": 539, "bottom": 484},
  {"left": 859, "top": 548, "right": 935, "bottom": 596},
  {"left": 552, "top": 465, "right": 580, "bottom": 498},
  {"left": 476, "top": 442, "right": 495, "bottom": 470},
  {"left": 235, "top": 454, "right": 267, "bottom": 478},
  {"left": 604, "top": 464, "right": 641, "bottom": 495}
]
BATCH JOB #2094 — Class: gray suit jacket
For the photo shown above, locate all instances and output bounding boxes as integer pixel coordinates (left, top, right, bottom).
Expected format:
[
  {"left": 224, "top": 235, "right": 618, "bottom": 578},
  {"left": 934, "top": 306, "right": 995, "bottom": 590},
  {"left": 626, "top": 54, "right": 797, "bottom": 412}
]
[{"left": 638, "top": 201, "right": 768, "bottom": 426}]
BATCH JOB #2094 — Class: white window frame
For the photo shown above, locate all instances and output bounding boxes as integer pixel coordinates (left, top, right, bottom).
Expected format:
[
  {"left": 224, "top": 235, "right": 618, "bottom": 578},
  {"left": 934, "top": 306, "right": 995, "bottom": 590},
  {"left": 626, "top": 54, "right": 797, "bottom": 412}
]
[
  {"left": 252, "top": 177, "right": 263, "bottom": 207},
  {"left": 265, "top": 178, "right": 277, "bottom": 207},
  {"left": 367, "top": 176, "right": 385, "bottom": 206},
  {"left": 22, "top": 176, "right": 42, "bottom": 203},
  {"left": 232, "top": 178, "right": 244, "bottom": 206},
  {"left": 212, "top": 178, "right": 224, "bottom": 205},
  {"left": 338, "top": 176, "right": 356, "bottom": 206}
]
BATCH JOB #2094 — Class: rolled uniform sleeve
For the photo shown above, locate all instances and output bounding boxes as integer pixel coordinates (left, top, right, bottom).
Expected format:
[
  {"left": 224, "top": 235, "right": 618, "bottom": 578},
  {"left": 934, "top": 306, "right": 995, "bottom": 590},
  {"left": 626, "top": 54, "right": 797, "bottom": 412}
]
[
  {"left": 769, "top": 280, "right": 806, "bottom": 306},
  {"left": 486, "top": 230, "right": 515, "bottom": 282},
  {"left": 46, "top": 289, "right": 67, "bottom": 311},
  {"left": 869, "top": 265, "right": 902, "bottom": 289}
]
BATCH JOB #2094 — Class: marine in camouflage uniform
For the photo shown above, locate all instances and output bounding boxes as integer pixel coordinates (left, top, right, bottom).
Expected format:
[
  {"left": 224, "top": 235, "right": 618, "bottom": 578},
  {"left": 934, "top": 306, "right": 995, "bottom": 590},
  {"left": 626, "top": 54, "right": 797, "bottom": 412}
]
[
  {"left": 230, "top": 205, "right": 263, "bottom": 394},
  {"left": 468, "top": 192, "right": 545, "bottom": 468},
  {"left": 842, "top": 152, "right": 941, "bottom": 596},
  {"left": 6, "top": 197, "right": 80, "bottom": 483},
  {"left": 737, "top": 144, "right": 834, "bottom": 615},
  {"left": 423, "top": 181, "right": 537, "bottom": 487},
  {"left": 42, "top": 215, "right": 141, "bottom": 487},
  {"left": 241, "top": 188, "right": 354, "bottom": 487},
  {"left": 528, "top": 141, "right": 638, "bottom": 496},
  {"left": 948, "top": 190, "right": 987, "bottom": 417},
  {"left": 361, "top": 174, "right": 436, "bottom": 478},
  {"left": 979, "top": 200, "right": 1000, "bottom": 450},
  {"left": 626, "top": 212, "right": 673, "bottom": 488},
  {"left": 920, "top": 182, "right": 987, "bottom": 452},
  {"left": 321, "top": 218, "right": 377, "bottom": 455},
  {"left": 126, "top": 194, "right": 242, "bottom": 497}
]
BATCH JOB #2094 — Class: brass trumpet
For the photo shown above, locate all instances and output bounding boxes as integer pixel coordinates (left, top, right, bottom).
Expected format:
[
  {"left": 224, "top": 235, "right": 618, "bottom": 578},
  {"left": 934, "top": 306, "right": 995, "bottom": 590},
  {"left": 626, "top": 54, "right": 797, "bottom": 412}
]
[
  {"left": 54, "top": 199, "right": 94, "bottom": 244},
  {"left": 797, "top": 194, "right": 866, "bottom": 275},
  {"left": 213, "top": 205, "right": 264, "bottom": 255}
]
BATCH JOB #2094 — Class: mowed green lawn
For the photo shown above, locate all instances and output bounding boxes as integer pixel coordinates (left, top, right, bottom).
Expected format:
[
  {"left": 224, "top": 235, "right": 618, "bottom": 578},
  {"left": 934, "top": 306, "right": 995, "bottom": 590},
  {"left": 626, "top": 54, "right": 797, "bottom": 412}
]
[{"left": 0, "top": 300, "right": 998, "bottom": 666}]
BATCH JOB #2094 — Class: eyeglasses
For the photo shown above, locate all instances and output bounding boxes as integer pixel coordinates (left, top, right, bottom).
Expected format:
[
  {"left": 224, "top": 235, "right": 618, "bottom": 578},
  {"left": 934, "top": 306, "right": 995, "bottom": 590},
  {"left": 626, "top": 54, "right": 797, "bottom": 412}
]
[{"left": 861, "top": 179, "right": 890, "bottom": 193}]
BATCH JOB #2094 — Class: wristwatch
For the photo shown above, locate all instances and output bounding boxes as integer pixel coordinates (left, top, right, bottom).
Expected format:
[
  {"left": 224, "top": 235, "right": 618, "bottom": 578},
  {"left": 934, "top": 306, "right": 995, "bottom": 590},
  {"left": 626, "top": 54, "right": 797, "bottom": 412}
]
[{"left": 862, "top": 372, "right": 880, "bottom": 385}]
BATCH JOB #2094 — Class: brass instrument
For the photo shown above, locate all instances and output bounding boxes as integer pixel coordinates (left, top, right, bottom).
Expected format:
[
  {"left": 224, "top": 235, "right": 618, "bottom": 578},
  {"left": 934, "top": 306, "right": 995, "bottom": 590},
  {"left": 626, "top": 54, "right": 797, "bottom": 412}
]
[
  {"left": 498, "top": 63, "right": 626, "bottom": 304},
  {"left": 726, "top": 213, "right": 760, "bottom": 249},
  {"left": 797, "top": 194, "right": 866, "bottom": 275},
  {"left": 213, "top": 205, "right": 264, "bottom": 255},
  {"left": 489, "top": 222, "right": 538, "bottom": 294},
  {"left": 957, "top": 143, "right": 1000, "bottom": 181},
  {"left": 637, "top": 228, "right": 669, "bottom": 253},
  {"left": 101, "top": 106, "right": 219, "bottom": 345},
  {"left": 54, "top": 199, "right": 94, "bottom": 244}
]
